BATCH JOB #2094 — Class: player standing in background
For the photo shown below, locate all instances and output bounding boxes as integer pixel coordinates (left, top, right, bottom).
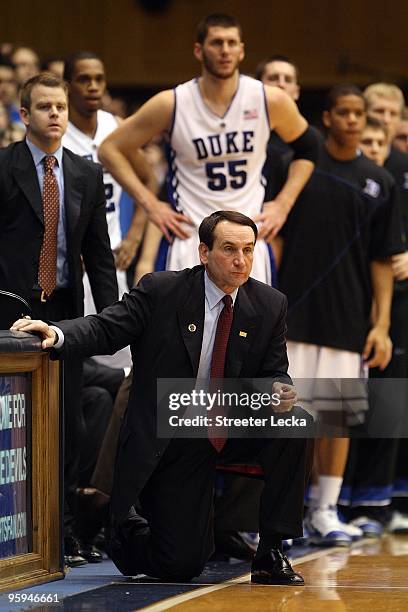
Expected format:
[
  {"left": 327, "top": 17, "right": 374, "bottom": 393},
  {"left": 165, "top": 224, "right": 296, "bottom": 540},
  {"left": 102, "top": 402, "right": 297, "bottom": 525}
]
[
  {"left": 278, "top": 85, "right": 404, "bottom": 545},
  {"left": 393, "top": 107, "right": 408, "bottom": 154},
  {"left": 363, "top": 84, "right": 408, "bottom": 534},
  {"left": 99, "top": 13, "right": 318, "bottom": 285},
  {"left": 256, "top": 54, "right": 322, "bottom": 269},
  {"left": 63, "top": 51, "right": 152, "bottom": 367}
]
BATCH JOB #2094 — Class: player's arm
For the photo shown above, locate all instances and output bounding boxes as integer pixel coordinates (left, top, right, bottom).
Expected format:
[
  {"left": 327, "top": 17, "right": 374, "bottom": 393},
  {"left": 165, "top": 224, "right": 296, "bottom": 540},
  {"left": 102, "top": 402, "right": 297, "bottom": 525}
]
[
  {"left": 99, "top": 90, "right": 193, "bottom": 242},
  {"left": 363, "top": 258, "right": 394, "bottom": 369},
  {"left": 255, "top": 86, "right": 318, "bottom": 240},
  {"left": 113, "top": 146, "right": 154, "bottom": 270},
  {"left": 134, "top": 222, "right": 163, "bottom": 284},
  {"left": 114, "top": 206, "right": 148, "bottom": 271}
]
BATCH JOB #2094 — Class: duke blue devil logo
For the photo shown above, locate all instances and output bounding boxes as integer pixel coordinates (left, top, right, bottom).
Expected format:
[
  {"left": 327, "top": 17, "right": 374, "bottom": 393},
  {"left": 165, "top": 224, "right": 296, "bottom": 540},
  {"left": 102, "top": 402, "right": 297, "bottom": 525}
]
[{"left": 363, "top": 178, "right": 380, "bottom": 198}]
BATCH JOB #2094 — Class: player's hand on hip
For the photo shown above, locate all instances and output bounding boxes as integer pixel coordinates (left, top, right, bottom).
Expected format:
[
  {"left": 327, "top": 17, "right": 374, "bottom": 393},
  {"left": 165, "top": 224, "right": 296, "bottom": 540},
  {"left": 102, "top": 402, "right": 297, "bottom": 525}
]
[
  {"left": 391, "top": 252, "right": 408, "bottom": 281},
  {"left": 114, "top": 238, "right": 140, "bottom": 270},
  {"left": 147, "top": 199, "right": 194, "bottom": 242},
  {"left": 363, "top": 326, "right": 392, "bottom": 370},
  {"left": 254, "top": 200, "right": 289, "bottom": 240},
  {"left": 272, "top": 381, "right": 298, "bottom": 412},
  {"left": 10, "top": 319, "right": 57, "bottom": 350}
]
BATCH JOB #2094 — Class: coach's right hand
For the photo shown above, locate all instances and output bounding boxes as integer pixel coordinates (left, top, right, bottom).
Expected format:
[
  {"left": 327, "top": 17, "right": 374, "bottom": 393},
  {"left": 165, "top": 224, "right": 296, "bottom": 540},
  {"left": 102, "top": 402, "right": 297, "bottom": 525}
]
[{"left": 10, "top": 319, "right": 57, "bottom": 349}]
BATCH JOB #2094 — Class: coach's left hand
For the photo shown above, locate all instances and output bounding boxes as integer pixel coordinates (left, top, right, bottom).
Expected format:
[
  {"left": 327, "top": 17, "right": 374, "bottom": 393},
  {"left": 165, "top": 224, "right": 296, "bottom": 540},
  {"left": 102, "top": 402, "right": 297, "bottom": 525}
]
[{"left": 272, "top": 381, "right": 298, "bottom": 413}]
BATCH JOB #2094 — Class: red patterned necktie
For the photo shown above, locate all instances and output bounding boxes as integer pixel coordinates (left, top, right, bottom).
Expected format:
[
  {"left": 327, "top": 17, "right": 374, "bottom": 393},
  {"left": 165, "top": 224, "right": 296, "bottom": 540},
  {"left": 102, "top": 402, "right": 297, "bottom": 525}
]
[
  {"left": 38, "top": 156, "right": 59, "bottom": 298},
  {"left": 209, "top": 294, "right": 233, "bottom": 452}
]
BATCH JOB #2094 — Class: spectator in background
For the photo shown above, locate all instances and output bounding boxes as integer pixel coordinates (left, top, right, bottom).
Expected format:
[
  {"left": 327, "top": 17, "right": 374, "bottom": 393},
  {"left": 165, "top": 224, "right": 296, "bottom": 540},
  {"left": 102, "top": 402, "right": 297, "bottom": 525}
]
[
  {"left": 0, "top": 55, "right": 20, "bottom": 124},
  {"left": 0, "top": 100, "right": 25, "bottom": 146},
  {"left": 0, "top": 43, "right": 14, "bottom": 57},
  {"left": 102, "top": 90, "right": 128, "bottom": 119},
  {"left": 0, "top": 101, "right": 10, "bottom": 146},
  {"left": 42, "top": 56, "right": 65, "bottom": 79},
  {"left": 393, "top": 107, "right": 408, "bottom": 155},
  {"left": 11, "top": 45, "right": 40, "bottom": 86}
]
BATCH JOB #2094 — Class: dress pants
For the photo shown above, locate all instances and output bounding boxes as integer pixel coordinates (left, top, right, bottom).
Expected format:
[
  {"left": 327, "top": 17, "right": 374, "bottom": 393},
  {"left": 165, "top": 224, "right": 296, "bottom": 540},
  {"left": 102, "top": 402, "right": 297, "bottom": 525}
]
[
  {"left": 31, "top": 289, "right": 83, "bottom": 533},
  {"left": 80, "top": 359, "right": 124, "bottom": 487},
  {"left": 111, "top": 433, "right": 309, "bottom": 581},
  {"left": 215, "top": 474, "right": 263, "bottom": 532},
  {"left": 91, "top": 370, "right": 133, "bottom": 494},
  {"left": 80, "top": 386, "right": 114, "bottom": 487}
]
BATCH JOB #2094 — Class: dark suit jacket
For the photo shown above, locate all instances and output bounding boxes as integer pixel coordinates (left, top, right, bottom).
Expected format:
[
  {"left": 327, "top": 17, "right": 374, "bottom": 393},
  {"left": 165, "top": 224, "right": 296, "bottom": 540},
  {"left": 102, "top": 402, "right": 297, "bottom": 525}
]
[
  {"left": 0, "top": 140, "right": 118, "bottom": 315},
  {"left": 54, "top": 265, "right": 291, "bottom": 521}
]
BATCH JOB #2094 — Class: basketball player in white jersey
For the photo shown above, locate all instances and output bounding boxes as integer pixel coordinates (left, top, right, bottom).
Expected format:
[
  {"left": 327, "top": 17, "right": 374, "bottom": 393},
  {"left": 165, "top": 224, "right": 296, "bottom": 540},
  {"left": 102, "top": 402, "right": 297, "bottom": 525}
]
[
  {"left": 63, "top": 51, "right": 151, "bottom": 367},
  {"left": 99, "top": 13, "right": 318, "bottom": 284}
]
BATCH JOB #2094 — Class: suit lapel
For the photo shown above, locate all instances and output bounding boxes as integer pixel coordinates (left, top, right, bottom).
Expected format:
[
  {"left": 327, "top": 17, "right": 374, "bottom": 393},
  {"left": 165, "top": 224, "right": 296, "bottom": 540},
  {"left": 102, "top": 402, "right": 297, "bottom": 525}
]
[
  {"left": 12, "top": 142, "right": 43, "bottom": 223},
  {"left": 225, "top": 285, "right": 261, "bottom": 378},
  {"left": 62, "top": 149, "right": 85, "bottom": 235},
  {"left": 177, "top": 270, "right": 205, "bottom": 375}
]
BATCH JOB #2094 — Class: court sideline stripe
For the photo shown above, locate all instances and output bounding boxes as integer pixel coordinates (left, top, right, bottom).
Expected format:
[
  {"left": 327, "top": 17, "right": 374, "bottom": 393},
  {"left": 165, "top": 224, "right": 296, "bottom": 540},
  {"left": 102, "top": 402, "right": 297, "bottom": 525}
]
[{"left": 139, "top": 546, "right": 345, "bottom": 611}]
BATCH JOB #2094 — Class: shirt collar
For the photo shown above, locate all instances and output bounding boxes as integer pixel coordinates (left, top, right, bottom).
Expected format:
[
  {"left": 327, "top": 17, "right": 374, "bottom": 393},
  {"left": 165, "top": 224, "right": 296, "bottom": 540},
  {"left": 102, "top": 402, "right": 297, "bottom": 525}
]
[
  {"left": 26, "top": 138, "right": 63, "bottom": 169},
  {"left": 204, "top": 270, "right": 238, "bottom": 311}
]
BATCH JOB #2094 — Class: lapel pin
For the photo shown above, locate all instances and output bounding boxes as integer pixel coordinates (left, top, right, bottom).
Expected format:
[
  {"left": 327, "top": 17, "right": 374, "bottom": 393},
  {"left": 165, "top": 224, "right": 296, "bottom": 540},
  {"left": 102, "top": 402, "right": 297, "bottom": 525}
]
[
  {"left": 188, "top": 323, "right": 197, "bottom": 332},
  {"left": 239, "top": 331, "right": 247, "bottom": 337}
]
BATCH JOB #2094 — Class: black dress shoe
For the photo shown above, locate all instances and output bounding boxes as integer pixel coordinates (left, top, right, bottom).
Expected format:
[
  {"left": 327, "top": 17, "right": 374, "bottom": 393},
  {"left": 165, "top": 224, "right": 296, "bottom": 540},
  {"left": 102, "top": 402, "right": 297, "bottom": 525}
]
[
  {"left": 107, "top": 507, "right": 150, "bottom": 576},
  {"left": 64, "top": 554, "right": 88, "bottom": 568},
  {"left": 214, "top": 531, "right": 256, "bottom": 560},
  {"left": 93, "top": 528, "right": 108, "bottom": 554},
  {"left": 64, "top": 536, "right": 88, "bottom": 568},
  {"left": 78, "top": 540, "right": 103, "bottom": 563},
  {"left": 251, "top": 549, "right": 304, "bottom": 585}
]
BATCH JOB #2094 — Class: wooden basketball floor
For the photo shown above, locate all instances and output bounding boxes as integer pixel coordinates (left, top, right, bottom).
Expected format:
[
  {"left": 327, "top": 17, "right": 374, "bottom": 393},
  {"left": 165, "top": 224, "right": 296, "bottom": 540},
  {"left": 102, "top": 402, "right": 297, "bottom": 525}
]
[{"left": 141, "top": 536, "right": 408, "bottom": 611}]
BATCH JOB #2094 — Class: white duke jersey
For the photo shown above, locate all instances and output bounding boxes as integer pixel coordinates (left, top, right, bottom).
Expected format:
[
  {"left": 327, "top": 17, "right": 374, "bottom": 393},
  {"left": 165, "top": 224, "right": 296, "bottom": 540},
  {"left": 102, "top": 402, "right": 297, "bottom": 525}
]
[
  {"left": 166, "top": 75, "right": 272, "bottom": 283},
  {"left": 63, "top": 110, "right": 131, "bottom": 368},
  {"left": 63, "top": 110, "right": 122, "bottom": 249}
]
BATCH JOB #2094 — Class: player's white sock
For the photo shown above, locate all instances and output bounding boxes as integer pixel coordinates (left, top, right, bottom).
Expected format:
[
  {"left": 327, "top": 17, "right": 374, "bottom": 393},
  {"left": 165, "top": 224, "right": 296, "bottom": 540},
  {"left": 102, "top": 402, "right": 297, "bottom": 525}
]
[
  {"left": 317, "top": 475, "right": 343, "bottom": 508},
  {"left": 308, "top": 484, "right": 319, "bottom": 509}
]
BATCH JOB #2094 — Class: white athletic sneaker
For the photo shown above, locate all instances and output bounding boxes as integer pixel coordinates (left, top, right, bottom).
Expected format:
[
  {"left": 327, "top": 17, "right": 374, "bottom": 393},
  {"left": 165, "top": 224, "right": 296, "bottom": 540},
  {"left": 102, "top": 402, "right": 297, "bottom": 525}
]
[
  {"left": 350, "top": 516, "right": 384, "bottom": 538},
  {"left": 388, "top": 511, "right": 408, "bottom": 534},
  {"left": 306, "top": 505, "right": 352, "bottom": 547},
  {"left": 339, "top": 520, "right": 363, "bottom": 540}
]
